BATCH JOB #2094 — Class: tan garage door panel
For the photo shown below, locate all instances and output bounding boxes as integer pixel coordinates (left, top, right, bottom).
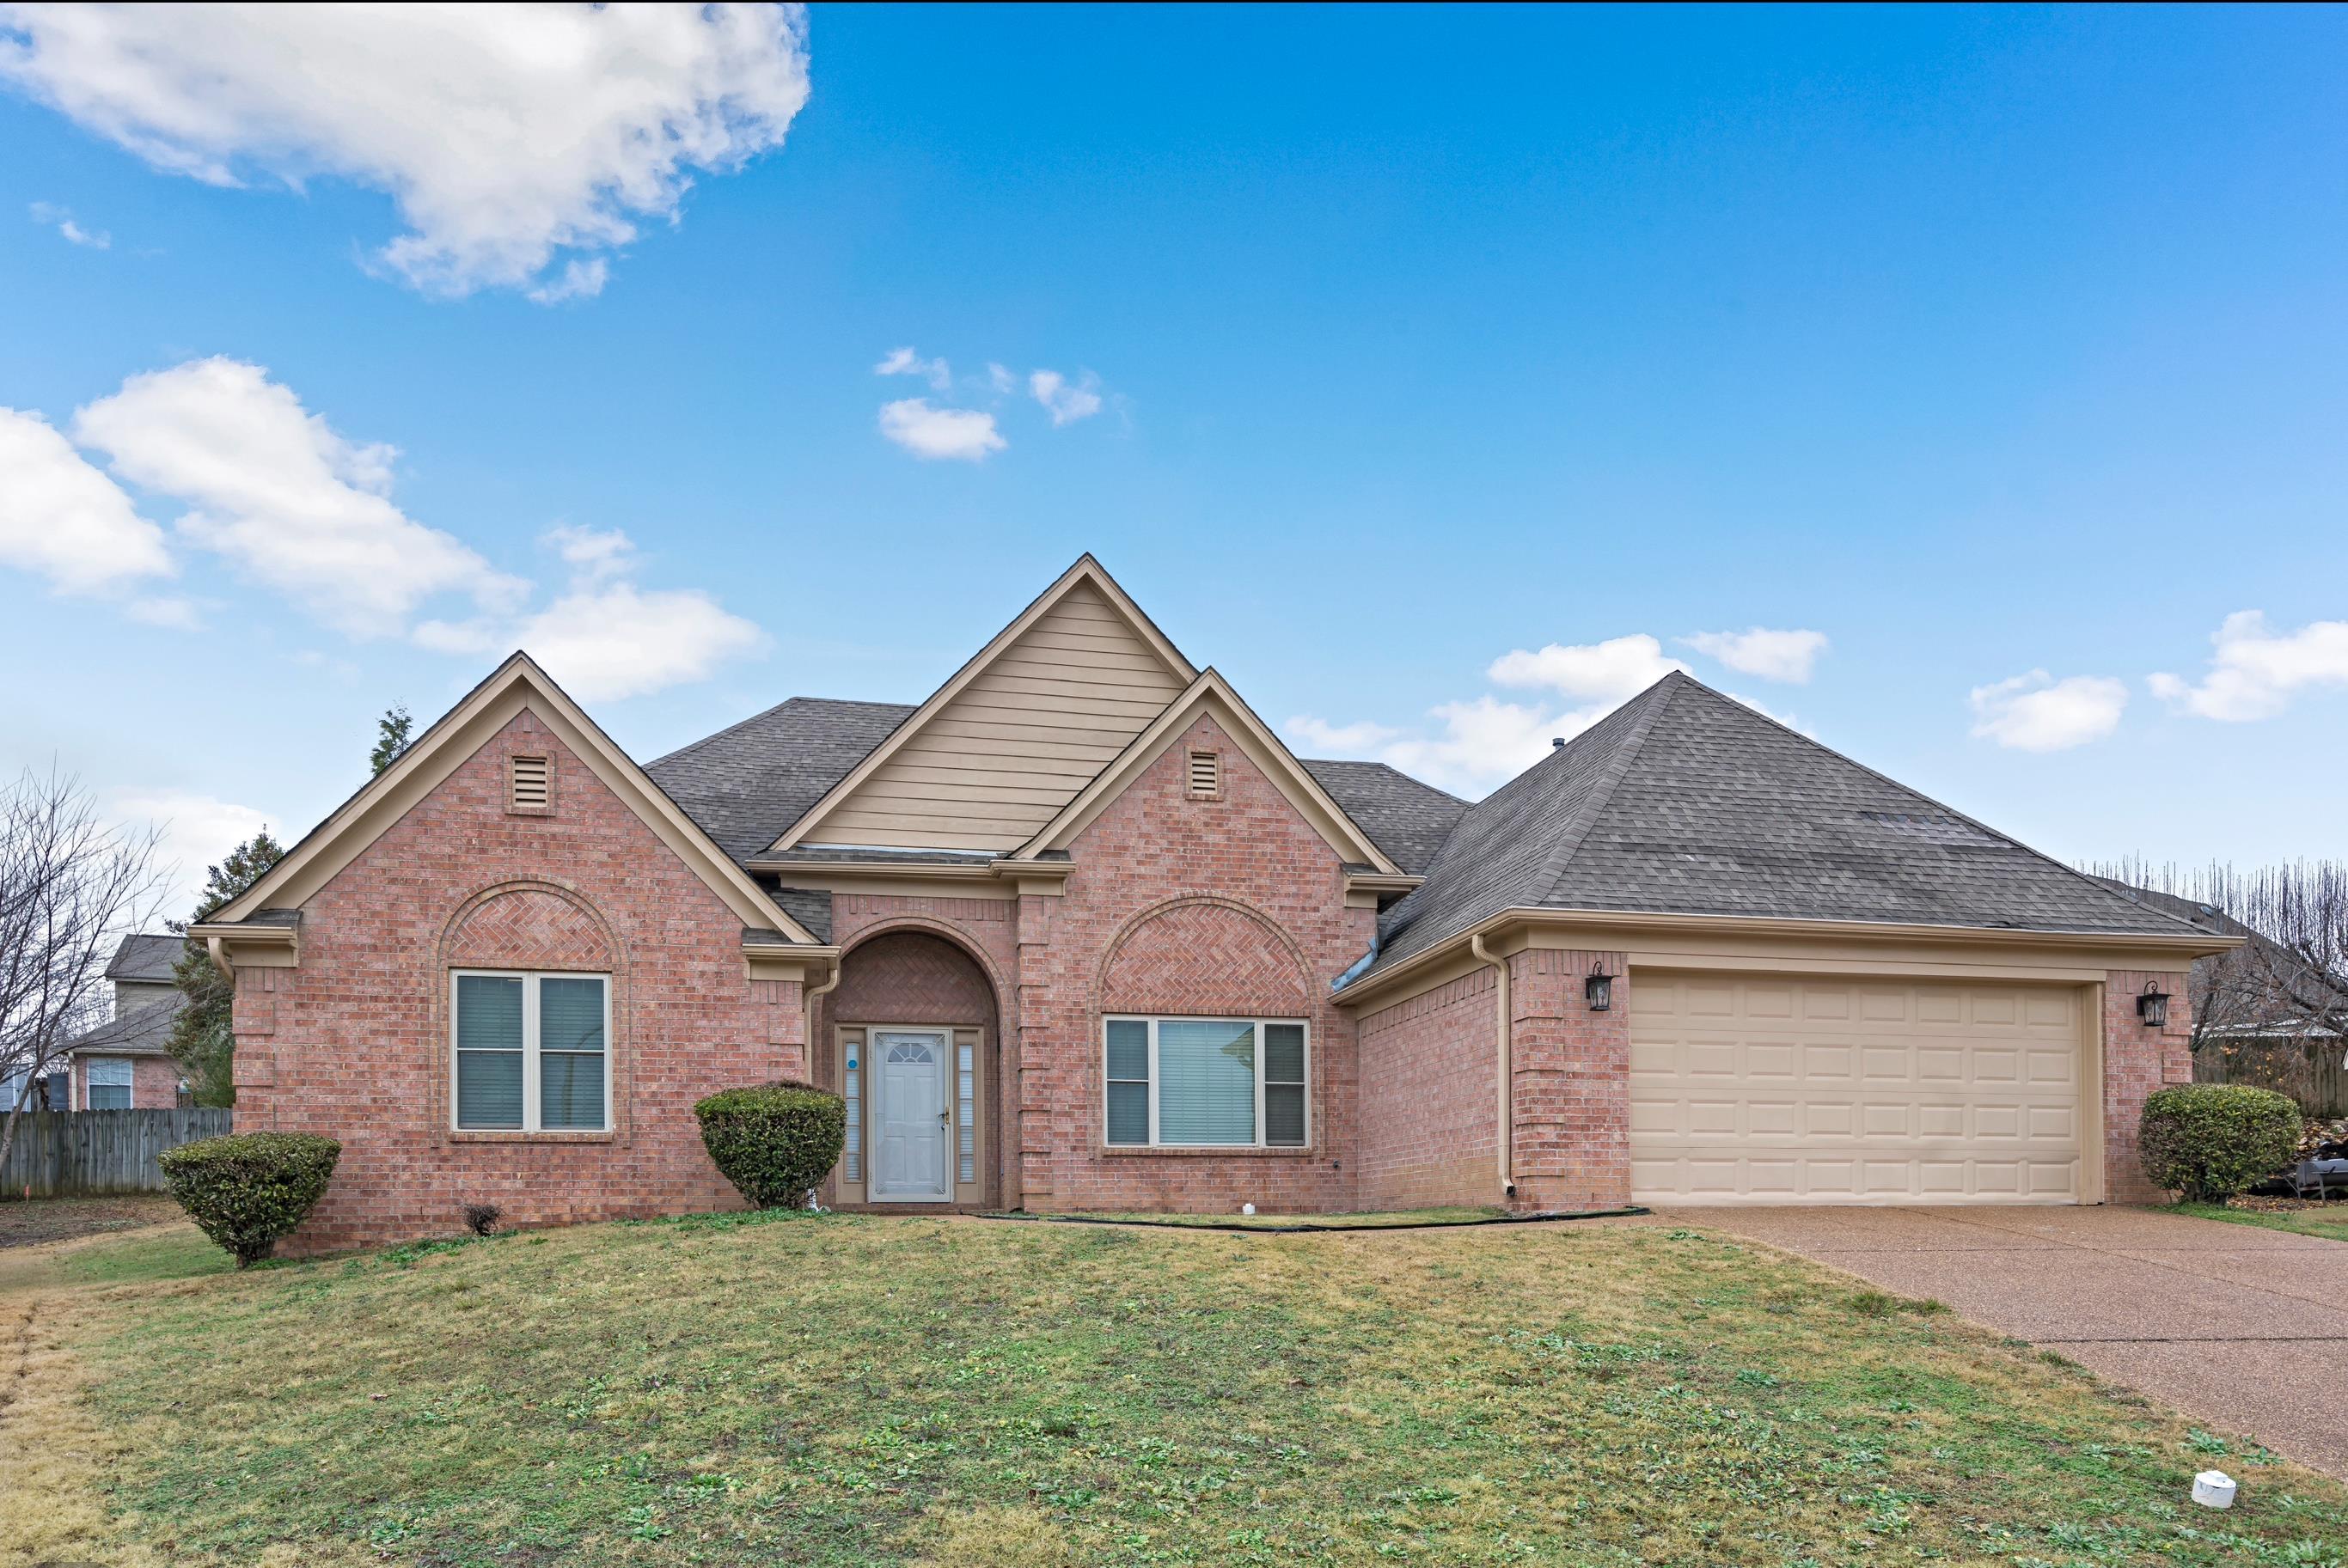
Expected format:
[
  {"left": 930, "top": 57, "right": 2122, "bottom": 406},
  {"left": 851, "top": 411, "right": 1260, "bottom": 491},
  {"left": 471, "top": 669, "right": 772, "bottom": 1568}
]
[{"left": 1630, "top": 973, "right": 2084, "bottom": 1205}]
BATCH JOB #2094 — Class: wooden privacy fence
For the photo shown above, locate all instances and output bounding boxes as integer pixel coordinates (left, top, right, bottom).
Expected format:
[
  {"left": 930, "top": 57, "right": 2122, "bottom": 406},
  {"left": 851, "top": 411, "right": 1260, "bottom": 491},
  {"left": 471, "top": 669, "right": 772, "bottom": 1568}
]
[
  {"left": 2, "top": 1108, "right": 232, "bottom": 1198},
  {"left": 2195, "top": 1040, "right": 2348, "bottom": 1119}
]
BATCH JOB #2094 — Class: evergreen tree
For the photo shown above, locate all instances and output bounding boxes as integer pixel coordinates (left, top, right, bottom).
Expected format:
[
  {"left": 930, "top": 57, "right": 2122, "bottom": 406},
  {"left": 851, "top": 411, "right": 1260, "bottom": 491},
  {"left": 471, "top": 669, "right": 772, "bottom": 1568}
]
[
  {"left": 166, "top": 829, "right": 285, "bottom": 1107},
  {"left": 370, "top": 704, "right": 414, "bottom": 776}
]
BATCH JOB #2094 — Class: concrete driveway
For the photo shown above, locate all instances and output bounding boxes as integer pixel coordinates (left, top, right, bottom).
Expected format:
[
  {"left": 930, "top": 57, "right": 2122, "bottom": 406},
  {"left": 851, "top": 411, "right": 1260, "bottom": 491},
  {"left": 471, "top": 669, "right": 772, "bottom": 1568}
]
[{"left": 1657, "top": 1205, "right": 2348, "bottom": 1479}]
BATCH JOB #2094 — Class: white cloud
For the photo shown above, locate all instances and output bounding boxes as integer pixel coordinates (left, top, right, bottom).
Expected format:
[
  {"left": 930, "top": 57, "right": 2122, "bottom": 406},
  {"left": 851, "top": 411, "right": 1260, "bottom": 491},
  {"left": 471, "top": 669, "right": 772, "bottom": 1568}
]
[
  {"left": 1288, "top": 693, "right": 1630, "bottom": 796},
  {"left": 2149, "top": 610, "right": 2348, "bottom": 723},
  {"left": 1030, "top": 369, "right": 1103, "bottom": 426},
  {"left": 511, "top": 583, "right": 764, "bottom": 702},
  {"left": 1968, "top": 670, "right": 2128, "bottom": 752},
  {"left": 123, "top": 595, "right": 203, "bottom": 630},
  {"left": 1486, "top": 633, "right": 1686, "bottom": 701},
  {"left": 0, "top": 405, "right": 172, "bottom": 595},
  {"left": 543, "top": 522, "right": 634, "bottom": 582},
  {"left": 71, "top": 357, "right": 523, "bottom": 638},
  {"left": 0, "top": 3, "right": 810, "bottom": 300},
  {"left": 1680, "top": 626, "right": 1828, "bottom": 684},
  {"left": 877, "top": 398, "right": 1005, "bottom": 462},
  {"left": 29, "top": 199, "right": 107, "bottom": 247},
  {"left": 108, "top": 789, "right": 274, "bottom": 922},
  {"left": 416, "top": 525, "right": 763, "bottom": 701},
  {"left": 987, "top": 363, "right": 1017, "bottom": 394},
  {"left": 523, "top": 257, "right": 608, "bottom": 305},
  {"left": 1284, "top": 715, "right": 1402, "bottom": 753},
  {"left": 876, "top": 346, "right": 953, "bottom": 393}
]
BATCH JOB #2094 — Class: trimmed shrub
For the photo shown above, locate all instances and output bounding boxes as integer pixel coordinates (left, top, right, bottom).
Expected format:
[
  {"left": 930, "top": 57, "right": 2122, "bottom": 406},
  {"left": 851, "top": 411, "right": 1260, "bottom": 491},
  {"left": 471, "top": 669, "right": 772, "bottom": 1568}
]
[
  {"left": 158, "top": 1132, "right": 340, "bottom": 1266},
  {"left": 694, "top": 1081, "right": 847, "bottom": 1209},
  {"left": 2138, "top": 1083, "right": 2302, "bottom": 1205}
]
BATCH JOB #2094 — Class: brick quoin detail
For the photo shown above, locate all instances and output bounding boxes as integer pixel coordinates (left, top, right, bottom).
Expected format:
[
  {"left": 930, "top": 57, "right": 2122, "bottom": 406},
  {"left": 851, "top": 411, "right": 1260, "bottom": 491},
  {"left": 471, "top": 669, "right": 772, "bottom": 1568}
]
[
  {"left": 235, "top": 711, "right": 806, "bottom": 1254},
  {"left": 1508, "top": 949, "right": 1631, "bottom": 1213},
  {"left": 2103, "top": 967, "right": 2195, "bottom": 1204}
]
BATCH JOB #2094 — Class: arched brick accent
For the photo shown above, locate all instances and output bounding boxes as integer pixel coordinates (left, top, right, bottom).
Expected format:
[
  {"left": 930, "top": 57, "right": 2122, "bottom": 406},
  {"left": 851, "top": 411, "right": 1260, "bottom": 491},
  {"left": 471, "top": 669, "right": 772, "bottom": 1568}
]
[
  {"left": 831, "top": 929, "right": 1000, "bottom": 1026},
  {"left": 1098, "top": 895, "right": 1313, "bottom": 1017},
  {"left": 443, "top": 882, "right": 618, "bottom": 971}
]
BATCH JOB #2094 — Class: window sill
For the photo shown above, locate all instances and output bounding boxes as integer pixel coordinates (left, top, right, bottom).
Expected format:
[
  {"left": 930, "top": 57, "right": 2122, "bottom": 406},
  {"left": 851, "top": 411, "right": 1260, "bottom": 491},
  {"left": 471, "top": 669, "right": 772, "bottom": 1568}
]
[
  {"left": 1098, "top": 1144, "right": 1318, "bottom": 1159},
  {"left": 449, "top": 1129, "right": 617, "bottom": 1144}
]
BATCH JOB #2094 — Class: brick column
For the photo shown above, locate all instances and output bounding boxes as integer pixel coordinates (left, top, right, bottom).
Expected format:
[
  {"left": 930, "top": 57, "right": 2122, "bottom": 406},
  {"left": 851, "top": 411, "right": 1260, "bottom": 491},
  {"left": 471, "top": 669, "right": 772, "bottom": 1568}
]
[
  {"left": 761, "top": 978, "right": 806, "bottom": 1080},
  {"left": 2103, "top": 968, "right": 2195, "bottom": 1204},
  {"left": 229, "top": 966, "right": 280, "bottom": 1129},
  {"left": 1014, "top": 892, "right": 1053, "bottom": 1206},
  {"left": 1507, "top": 948, "right": 1631, "bottom": 1212}
]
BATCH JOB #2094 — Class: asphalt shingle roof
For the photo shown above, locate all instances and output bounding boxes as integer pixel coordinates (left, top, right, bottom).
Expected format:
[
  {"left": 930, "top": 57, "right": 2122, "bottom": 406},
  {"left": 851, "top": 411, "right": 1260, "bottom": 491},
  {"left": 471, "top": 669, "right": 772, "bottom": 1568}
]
[
  {"left": 1362, "top": 671, "right": 2204, "bottom": 981},
  {"left": 645, "top": 698, "right": 915, "bottom": 864},
  {"left": 1298, "top": 760, "right": 1469, "bottom": 876},
  {"left": 65, "top": 998, "right": 180, "bottom": 1057},
  {"left": 646, "top": 695, "right": 1469, "bottom": 879},
  {"left": 106, "top": 933, "right": 185, "bottom": 984}
]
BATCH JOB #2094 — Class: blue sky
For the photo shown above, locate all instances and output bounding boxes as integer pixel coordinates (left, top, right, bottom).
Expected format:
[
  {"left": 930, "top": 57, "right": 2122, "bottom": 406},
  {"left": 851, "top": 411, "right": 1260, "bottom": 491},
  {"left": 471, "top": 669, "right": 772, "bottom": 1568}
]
[{"left": 3, "top": 4, "right": 2345, "bottom": 916}]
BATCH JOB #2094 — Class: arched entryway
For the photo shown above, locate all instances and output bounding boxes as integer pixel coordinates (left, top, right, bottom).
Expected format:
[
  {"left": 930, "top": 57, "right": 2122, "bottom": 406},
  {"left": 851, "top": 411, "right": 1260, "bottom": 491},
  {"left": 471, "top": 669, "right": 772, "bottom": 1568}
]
[{"left": 816, "top": 928, "right": 1007, "bottom": 1209}]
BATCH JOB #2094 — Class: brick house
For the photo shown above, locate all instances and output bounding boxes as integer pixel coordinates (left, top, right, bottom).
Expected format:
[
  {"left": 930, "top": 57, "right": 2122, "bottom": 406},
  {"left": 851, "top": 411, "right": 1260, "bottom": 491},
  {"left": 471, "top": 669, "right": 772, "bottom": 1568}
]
[
  {"left": 52, "top": 934, "right": 191, "bottom": 1110},
  {"left": 191, "top": 557, "right": 2234, "bottom": 1252}
]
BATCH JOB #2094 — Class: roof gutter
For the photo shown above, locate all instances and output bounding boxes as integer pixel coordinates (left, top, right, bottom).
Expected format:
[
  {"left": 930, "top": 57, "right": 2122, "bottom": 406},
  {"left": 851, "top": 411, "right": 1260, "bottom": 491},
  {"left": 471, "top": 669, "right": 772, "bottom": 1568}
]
[
  {"left": 1333, "top": 906, "right": 2246, "bottom": 1010},
  {"left": 1470, "top": 931, "right": 1514, "bottom": 1203}
]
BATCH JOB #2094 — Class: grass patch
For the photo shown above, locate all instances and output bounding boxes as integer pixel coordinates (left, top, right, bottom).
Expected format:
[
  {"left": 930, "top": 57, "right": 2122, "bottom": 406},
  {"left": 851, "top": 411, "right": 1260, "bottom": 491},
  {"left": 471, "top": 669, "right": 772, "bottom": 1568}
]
[
  {"left": 21, "top": 1212, "right": 2348, "bottom": 1565},
  {"left": 2171, "top": 1199, "right": 2348, "bottom": 1245},
  {"left": 1013, "top": 1205, "right": 1511, "bottom": 1230}
]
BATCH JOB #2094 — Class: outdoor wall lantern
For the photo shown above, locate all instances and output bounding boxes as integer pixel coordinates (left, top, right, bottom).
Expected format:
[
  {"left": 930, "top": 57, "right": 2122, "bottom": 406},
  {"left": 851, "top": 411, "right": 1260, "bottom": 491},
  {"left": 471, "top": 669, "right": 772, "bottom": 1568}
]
[
  {"left": 1586, "top": 965, "right": 1614, "bottom": 1012},
  {"left": 2137, "top": 981, "right": 2170, "bottom": 1028}
]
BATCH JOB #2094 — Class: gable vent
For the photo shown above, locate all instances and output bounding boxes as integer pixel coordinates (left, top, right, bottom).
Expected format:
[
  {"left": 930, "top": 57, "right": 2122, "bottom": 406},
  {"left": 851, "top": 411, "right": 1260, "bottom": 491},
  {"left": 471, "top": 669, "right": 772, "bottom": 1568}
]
[
  {"left": 1187, "top": 749, "right": 1220, "bottom": 799},
  {"left": 511, "top": 754, "right": 551, "bottom": 813}
]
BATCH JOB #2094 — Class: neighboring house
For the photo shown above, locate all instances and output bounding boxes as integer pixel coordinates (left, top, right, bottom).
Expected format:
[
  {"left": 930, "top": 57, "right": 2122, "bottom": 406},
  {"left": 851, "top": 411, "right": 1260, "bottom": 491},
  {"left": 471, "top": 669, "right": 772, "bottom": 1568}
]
[
  {"left": 58, "top": 934, "right": 191, "bottom": 1110},
  {"left": 2091, "top": 879, "right": 2348, "bottom": 1052},
  {"left": 187, "top": 558, "right": 2234, "bottom": 1253}
]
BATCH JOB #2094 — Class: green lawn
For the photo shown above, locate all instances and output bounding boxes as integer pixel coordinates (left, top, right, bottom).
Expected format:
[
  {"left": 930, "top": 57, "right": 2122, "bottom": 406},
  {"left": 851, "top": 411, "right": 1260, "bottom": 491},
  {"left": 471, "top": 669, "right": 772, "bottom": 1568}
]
[
  {"left": 13, "top": 1209, "right": 2348, "bottom": 1566},
  {"left": 1002, "top": 1205, "right": 1511, "bottom": 1231},
  {"left": 2169, "top": 1199, "right": 2348, "bottom": 1245}
]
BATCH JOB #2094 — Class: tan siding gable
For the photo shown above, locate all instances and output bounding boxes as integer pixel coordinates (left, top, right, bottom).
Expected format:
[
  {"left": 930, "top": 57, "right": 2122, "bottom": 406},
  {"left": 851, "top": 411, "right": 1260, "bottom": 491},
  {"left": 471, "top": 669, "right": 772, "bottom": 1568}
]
[{"left": 806, "top": 580, "right": 1186, "bottom": 851}]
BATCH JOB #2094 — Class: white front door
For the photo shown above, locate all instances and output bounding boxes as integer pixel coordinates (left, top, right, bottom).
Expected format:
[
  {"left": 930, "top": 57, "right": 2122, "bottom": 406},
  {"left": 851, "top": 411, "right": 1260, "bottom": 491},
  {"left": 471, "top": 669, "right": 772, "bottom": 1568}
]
[{"left": 871, "top": 1029, "right": 951, "bottom": 1201}]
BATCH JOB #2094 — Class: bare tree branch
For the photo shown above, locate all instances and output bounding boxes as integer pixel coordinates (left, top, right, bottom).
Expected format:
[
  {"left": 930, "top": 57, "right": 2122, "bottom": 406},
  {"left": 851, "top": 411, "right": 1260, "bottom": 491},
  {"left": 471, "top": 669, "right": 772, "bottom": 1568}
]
[{"left": 0, "top": 766, "right": 167, "bottom": 1179}]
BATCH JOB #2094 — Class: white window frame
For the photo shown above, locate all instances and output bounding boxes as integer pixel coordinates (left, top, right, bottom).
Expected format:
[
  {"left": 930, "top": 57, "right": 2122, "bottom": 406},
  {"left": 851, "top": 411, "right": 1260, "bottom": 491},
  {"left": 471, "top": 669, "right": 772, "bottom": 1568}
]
[
  {"left": 1102, "top": 1014, "right": 1309, "bottom": 1150},
  {"left": 85, "top": 1056, "right": 135, "bottom": 1110},
  {"left": 449, "top": 969, "right": 612, "bottom": 1133}
]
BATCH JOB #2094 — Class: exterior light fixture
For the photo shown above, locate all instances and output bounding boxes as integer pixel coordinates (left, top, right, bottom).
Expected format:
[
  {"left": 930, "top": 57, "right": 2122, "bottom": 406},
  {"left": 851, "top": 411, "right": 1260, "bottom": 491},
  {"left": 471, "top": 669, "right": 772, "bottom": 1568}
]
[
  {"left": 1586, "top": 965, "right": 1614, "bottom": 1012},
  {"left": 2137, "top": 981, "right": 2170, "bottom": 1028}
]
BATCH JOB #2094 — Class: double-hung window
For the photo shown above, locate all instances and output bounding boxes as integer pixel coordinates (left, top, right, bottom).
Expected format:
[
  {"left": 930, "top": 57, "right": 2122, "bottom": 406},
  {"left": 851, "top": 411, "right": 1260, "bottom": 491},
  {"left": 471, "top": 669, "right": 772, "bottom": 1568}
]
[
  {"left": 85, "top": 1058, "right": 133, "bottom": 1110},
  {"left": 1103, "top": 1016, "right": 1307, "bottom": 1148},
  {"left": 452, "top": 970, "right": 609, "bottom": 1132}
]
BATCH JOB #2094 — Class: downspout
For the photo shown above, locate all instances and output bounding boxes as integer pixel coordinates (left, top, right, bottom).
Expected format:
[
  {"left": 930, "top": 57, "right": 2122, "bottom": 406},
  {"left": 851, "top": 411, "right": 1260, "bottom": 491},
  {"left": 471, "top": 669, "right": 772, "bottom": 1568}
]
[
  {"left": 1470, "top": 932, "right": 1515, "bottom": 1201},
  {"left": 801, "top": 960, "right": 843, "bottom": 1079}
]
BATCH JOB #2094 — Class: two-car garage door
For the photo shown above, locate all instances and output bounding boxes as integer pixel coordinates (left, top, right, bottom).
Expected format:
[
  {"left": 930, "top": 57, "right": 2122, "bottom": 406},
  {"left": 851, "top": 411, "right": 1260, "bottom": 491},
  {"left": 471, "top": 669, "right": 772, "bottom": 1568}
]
[{"left": 1628, "top": 972, "right": 2088, "bottom": 1205}]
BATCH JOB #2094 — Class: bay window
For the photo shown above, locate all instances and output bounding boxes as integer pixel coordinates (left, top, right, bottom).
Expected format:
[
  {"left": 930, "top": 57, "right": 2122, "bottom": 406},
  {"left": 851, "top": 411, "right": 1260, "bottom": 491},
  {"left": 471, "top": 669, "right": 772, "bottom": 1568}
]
[
  {"left": 1103, "top": 1016, "right": 1307, "bottom": 1149},
  {"left": 452, "top": 970, "right": 609, "bottom": 1132}
]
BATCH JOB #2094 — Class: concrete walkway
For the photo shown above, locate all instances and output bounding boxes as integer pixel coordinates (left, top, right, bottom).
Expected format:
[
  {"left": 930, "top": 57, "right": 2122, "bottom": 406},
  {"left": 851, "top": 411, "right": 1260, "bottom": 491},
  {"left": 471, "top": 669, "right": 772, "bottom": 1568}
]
[{"left": 1657, "top": 1205, "right": 2348, "bottom": 1480}]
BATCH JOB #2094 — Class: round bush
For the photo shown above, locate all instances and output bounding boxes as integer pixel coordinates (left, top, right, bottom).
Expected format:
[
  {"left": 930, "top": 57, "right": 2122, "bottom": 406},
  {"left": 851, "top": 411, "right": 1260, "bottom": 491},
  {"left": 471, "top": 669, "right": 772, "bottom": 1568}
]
[
  {"left": 2138, "top": 1083, "right": 2302, "bottom": 1204},
  {"left": 694, "top": 1081, "right": 847, "bottom": 1209},
  {"left": 158, "top": 1132, "right": 340, "bottom": 1266}
]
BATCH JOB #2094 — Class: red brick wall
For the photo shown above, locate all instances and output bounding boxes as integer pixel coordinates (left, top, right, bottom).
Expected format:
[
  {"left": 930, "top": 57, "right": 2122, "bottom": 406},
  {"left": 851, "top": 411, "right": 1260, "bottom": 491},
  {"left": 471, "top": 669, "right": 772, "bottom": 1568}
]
[
  {"left": 70, "top": 1054, "right": 181, "bottom": 1108},
  {"left": 1019, "top": 716, "right": 1373, "bottom": 1214},
  {"left": 235, "top": 710, "right": 806, "bottom": 1253},
  {"left": 1355, "top": 967, "right": 1499, "bottom": 1209},
  {"left": 818, "top": 897, "right": 1019, "bottom": 1204},
  {"left": 2102, "top": 967, "right": 2196, "bottom": 1203},
  {"left": 1508, "top": 949, "right": 1631, "bottom": 1212}
]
